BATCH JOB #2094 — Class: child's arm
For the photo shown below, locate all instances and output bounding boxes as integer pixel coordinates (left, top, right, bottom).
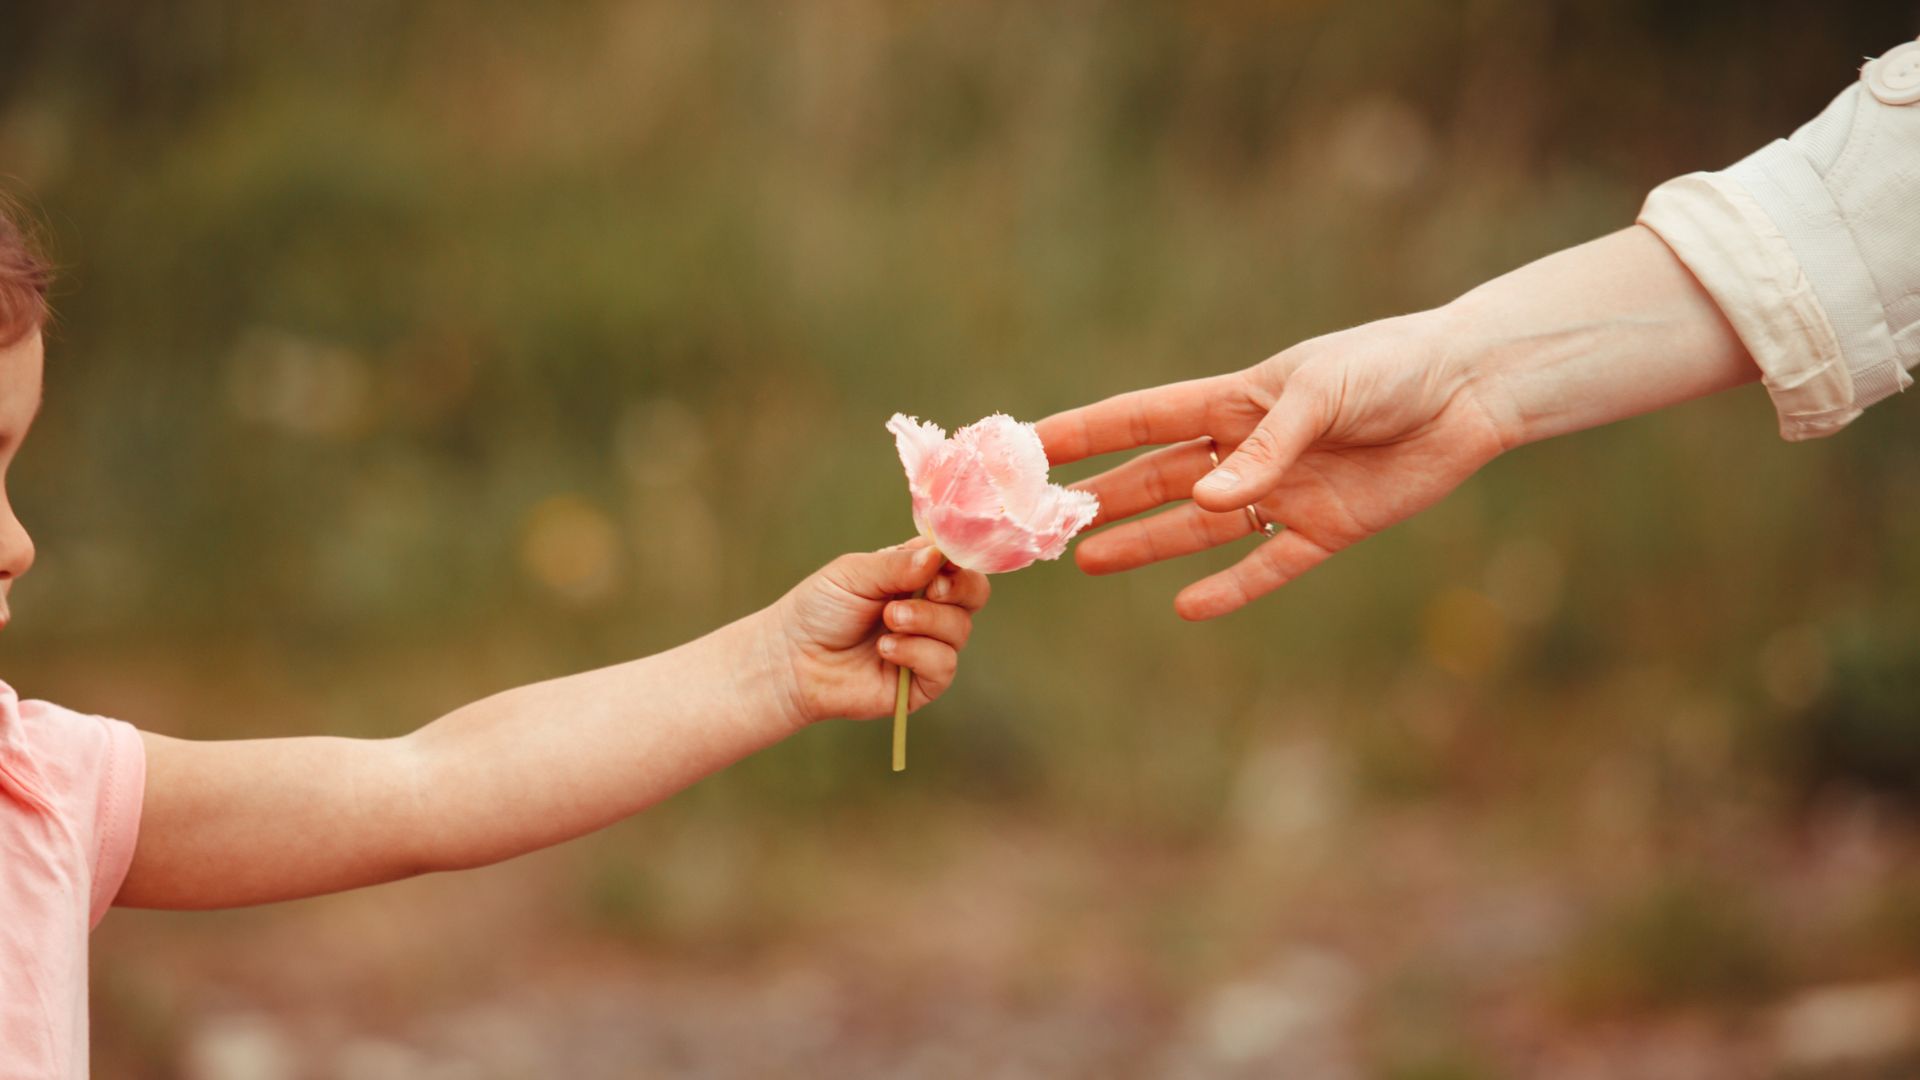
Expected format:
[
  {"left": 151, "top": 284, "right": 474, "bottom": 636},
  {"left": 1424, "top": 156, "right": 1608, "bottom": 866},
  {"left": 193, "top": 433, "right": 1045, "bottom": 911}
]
[{"left": 114, "top": 542, "right": 985, "bottom": 909}]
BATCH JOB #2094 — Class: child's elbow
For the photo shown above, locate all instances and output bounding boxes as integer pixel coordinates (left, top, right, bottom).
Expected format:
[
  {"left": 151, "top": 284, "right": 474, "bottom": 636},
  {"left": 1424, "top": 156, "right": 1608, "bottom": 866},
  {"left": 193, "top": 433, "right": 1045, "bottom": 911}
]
[
  {"left": 381, "top": 731, "right": 521, "bottom": 878},
  {"left": 378, "top": 734, "right": 476, "bottom": 878}
]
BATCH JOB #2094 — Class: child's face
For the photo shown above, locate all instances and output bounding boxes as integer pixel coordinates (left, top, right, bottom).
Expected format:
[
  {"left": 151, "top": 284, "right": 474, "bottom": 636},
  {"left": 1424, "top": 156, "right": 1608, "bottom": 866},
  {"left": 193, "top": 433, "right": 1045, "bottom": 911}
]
[{"left": 0, "top": 330, "right": 42, "bottom": 631}]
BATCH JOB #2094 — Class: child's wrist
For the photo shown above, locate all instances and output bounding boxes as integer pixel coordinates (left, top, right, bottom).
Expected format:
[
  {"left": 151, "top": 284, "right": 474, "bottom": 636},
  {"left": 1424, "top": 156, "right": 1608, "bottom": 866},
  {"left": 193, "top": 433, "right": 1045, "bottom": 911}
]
[{"left": 736, "top": 604, "right": 815, "bottom": 732}]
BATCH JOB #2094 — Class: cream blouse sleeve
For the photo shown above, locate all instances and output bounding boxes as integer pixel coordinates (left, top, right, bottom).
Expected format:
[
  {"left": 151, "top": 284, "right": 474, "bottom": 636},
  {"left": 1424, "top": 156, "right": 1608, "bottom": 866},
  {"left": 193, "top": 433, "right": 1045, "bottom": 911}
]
[{"left": 1638, "top": 36, "right": 1920, "bottom": 441}]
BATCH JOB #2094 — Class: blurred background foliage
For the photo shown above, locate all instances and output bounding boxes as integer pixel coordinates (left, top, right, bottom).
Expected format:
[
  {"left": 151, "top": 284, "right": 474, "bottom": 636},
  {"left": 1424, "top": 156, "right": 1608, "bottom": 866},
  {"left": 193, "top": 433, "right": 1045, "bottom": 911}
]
[{"left": 6, "top": 1, "right": 1920, "bottom": 1076}]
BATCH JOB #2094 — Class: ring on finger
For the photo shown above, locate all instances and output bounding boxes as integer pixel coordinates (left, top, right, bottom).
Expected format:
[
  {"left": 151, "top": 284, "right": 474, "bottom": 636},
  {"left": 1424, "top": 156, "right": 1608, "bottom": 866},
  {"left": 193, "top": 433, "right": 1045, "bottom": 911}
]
[
  {"left": 1246, "top": 502, "right": 1279, "bottom": 539},
  {"left": 1207, "top": 438, "right": 1280, "bottom": 540}
]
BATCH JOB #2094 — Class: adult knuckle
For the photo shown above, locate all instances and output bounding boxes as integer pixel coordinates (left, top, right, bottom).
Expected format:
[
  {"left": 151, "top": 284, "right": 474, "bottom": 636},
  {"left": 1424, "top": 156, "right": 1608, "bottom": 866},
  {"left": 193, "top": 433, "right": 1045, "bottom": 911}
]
[
  {"left": 1252, "top": 538, "right": 1314, "bottom": 591},
  {"left": 1236, "top": 423, "right": 1282, "bottom": 463},
  {"left": 1185, "top": 510, "right": 1217, "bottom": 547},
  {"left": 1146, "top": 464, "right": 1173, "bottom": 505},
  {"left": 1233, "top": 367, "right": 1279, "bottom": 409},
  {"left": 1236, "top": 564, "right": 1267, "bottom": 607},
  {"left": 1140, "top": 521, "right": 1166, "bottom": 564}
]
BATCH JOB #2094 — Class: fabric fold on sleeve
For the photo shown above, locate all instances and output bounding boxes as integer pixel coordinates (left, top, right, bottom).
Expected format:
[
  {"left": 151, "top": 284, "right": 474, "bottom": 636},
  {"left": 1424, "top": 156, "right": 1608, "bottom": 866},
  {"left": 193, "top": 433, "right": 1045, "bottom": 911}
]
[
  {"left": 1639, "top": 169, "right": 1857, "bottom": 440},
  {"left": 87, "top": 718, "right": 146, "bottom": 927}
]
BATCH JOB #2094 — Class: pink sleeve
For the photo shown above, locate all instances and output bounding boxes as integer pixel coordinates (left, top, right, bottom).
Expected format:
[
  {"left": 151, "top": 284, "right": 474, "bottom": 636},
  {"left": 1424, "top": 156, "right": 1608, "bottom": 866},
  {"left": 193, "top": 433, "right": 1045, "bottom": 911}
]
[
  {"left": 7, "top": 694, "right": 148, "bottom": 926},
  {"left": 84, "top": 718, "right": 145, "bottom": 925}
]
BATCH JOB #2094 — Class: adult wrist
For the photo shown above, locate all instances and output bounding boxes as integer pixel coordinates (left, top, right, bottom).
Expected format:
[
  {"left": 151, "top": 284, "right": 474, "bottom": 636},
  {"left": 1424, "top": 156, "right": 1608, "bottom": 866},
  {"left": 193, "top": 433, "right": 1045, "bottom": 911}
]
[
  {"left": 1426, "top": 295, "right": 1538, "bottom": 452},
  {"left": 1432, "top": 227, "right": 1761, "bottom": 451}
]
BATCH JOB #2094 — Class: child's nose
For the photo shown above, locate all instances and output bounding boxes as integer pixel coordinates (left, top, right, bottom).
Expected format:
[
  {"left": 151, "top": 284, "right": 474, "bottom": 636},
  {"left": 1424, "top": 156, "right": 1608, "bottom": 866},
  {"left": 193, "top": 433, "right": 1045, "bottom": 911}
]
[{"left": 0, "top": 502, "right": 35, "bottom": 581}]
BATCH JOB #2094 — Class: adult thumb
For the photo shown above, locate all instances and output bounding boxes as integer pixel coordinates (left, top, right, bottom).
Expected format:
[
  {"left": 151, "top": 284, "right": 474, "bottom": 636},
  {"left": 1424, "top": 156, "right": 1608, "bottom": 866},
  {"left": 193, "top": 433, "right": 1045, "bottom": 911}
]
[{"left": 1191, "top": 385, "right": 1326, "bottom": 513}]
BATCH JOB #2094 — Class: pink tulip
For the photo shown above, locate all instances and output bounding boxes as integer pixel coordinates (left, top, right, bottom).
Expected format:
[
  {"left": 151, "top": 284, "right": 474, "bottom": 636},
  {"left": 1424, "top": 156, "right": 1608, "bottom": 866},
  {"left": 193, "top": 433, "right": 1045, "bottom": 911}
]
[
  {"left": 884, "top": 412, "right": 1098, "bottom": 771},
  {"left": 888, "top": 412, "right": 1099, "bottom": 574}
]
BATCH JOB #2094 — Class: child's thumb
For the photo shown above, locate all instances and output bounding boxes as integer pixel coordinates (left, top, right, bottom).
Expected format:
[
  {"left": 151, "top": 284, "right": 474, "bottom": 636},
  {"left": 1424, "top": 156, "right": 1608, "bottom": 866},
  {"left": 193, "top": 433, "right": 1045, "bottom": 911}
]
[{"left": 829, "top": 543, "right": 944, "bottom": 599}]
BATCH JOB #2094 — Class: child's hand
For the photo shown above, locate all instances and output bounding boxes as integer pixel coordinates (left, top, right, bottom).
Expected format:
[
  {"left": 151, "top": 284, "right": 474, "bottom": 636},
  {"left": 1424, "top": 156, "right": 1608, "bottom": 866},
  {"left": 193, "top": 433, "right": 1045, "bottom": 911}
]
[{"left": 770, "top": 539, "right": 990, "bottom": 724}]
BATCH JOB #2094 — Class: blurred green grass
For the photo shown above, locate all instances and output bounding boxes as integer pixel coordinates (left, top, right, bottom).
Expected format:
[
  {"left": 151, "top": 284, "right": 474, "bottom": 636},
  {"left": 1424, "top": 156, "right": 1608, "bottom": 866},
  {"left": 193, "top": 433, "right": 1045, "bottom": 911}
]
[{"left": 6, "top": 1, "right": 1920, "bottom": 1073}]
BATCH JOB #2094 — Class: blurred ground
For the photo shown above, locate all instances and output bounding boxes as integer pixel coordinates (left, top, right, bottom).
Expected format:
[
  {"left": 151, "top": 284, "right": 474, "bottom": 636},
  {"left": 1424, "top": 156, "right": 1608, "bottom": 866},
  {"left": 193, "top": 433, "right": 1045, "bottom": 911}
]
[{"left": 4, "top": 1, "right": 1920, "bottom": 1076}]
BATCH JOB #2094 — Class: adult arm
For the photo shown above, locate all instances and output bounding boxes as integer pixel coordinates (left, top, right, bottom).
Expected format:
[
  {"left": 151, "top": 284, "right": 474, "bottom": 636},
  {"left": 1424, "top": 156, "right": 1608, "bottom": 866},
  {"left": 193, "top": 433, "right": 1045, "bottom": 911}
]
[{"left": 1040, "top": 37, "right": 1920, "bottom": 620}]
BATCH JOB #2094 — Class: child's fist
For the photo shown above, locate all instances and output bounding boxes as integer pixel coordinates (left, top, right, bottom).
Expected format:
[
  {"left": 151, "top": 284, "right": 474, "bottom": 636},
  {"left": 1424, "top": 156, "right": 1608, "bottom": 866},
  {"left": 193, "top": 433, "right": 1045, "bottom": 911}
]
[{"left": 771, "top": 539, "right": 990, "bottom": 724}]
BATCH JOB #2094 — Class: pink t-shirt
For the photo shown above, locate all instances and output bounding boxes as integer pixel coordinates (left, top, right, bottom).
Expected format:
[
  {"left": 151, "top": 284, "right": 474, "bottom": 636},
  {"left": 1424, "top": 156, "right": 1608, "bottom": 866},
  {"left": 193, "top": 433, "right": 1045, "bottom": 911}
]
[{"left": 0, "top": 682, "right": 145, "bottom": 1080}]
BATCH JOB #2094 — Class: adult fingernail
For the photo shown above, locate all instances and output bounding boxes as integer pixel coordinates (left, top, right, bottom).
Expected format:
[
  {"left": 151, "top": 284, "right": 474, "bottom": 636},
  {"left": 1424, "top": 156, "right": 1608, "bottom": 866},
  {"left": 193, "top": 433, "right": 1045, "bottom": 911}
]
[
  {"left": 1199, "top": 468, "right": 1238, "bottom": 492},
  {"left": 929, "top": 578, "right": 948, "bottom": 599},
  {"left": 879, "top": 637, "right": 897, "bottom": 655},
  {"left": 894, "top": 605, "right": 914, "bottom": 627}
]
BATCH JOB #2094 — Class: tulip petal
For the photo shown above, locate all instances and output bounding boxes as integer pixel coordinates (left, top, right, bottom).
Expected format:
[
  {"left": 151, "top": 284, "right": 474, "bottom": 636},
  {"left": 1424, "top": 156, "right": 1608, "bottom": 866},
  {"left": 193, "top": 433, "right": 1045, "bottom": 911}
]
[
  {"left": 887, "top": 411, "right": 1099, "bottom": 574},
  {"left": 887, "top": 413, "right": 947, "bottom": 486},
  {"left": 959, "top": 413, "right": 1053, "bottom": 519}
]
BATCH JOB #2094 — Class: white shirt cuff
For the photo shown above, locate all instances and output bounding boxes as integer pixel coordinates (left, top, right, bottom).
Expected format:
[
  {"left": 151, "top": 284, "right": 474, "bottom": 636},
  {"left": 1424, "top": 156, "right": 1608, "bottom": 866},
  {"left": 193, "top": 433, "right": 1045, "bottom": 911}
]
[
  {"left": 1637, "top": 46, "right": 1920, "bottom": 442},
  {"left": 1640, "top": 165, "right": 1872, "bottom": 442}
]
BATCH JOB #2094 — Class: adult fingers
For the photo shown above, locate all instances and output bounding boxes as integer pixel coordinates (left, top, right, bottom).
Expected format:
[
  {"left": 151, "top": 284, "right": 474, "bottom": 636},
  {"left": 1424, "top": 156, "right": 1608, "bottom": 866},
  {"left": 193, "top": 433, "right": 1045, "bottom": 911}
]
[
  {"left": 1075, "top": 502, "right": 1253, "bottom": 575},
  {"left": 1172, "top": 530, "right": 1336, "bottom": 621},
  {"left": 827, "top": 544, "right": 944, "bottom": 600},
  {"left": 884, "top": 599, "right": 972, "bottom": 649},
  {"left": 926, "top": 566, "right": 990, "bottom": 611},
  {"left": 1191, "top": 380, "right": 1329, "bottom": 513},
  {"left": 1035, "top": 374, "right": 1240, "bottom": 466},
  {"left": 879, "top": 635, "right": 959, "bottom": 695},
  {"left": 1071, "top": 439, "right": 1215, "bottom": 527}
]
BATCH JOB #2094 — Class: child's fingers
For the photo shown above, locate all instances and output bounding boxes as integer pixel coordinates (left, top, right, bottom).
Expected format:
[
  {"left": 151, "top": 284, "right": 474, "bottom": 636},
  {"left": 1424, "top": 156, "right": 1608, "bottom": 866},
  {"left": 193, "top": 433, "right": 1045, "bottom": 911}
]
[
  {"left": 884, "top": 599, "right": 971, "bottom": 649},
  {"left": 925, "top": 567, "right": 990, "bottom": 611},
  {"left": 878, "top": 635, "right": 958, "bottom": 689},
  {"left": 826, "top": 544, "right": 944, "bottom": 600}
]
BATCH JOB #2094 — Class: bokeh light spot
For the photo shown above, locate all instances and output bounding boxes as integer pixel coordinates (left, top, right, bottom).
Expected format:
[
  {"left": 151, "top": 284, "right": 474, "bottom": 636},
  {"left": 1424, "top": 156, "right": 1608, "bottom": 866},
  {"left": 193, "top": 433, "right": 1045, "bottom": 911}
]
[
  {"left": 519, "top": 494, "right": 623, "bottom": 605},
  {"left": 1421, "top": 586, "right": 1510, "bottom": 680}
]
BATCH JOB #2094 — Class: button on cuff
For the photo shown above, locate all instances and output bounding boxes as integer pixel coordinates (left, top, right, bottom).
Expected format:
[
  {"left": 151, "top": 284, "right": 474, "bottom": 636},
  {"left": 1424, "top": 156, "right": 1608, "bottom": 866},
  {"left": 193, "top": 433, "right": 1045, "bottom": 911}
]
[{"left": 1863, "top": 40, "right": 1920, "bottom": 106}]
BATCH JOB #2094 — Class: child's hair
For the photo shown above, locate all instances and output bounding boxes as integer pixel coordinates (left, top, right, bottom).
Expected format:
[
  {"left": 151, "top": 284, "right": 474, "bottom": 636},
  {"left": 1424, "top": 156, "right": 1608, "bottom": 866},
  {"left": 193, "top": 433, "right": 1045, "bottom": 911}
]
[{"left": 0, "top": 196, "right": 51, "bottom": 348}]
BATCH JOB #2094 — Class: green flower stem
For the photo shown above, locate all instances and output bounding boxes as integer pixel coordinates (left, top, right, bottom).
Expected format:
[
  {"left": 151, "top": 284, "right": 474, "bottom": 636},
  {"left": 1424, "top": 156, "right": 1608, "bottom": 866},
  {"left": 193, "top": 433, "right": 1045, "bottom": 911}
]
[
  {"left": 892, "top": 553, "right": 943, "bottom": 772},
  {"left": 892, "top": 659, "right": 912, "bottom": 772}
]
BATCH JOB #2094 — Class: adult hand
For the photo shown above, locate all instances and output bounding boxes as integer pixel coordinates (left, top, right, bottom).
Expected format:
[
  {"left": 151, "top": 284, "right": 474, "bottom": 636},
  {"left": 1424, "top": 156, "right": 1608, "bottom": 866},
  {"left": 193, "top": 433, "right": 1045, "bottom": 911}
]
[
  {"left": 1038, "top": 309, "right": 1509, "bottom": 620},
  {"left": 1037, "top": 227, "right": 1758, "bottom": 620}
]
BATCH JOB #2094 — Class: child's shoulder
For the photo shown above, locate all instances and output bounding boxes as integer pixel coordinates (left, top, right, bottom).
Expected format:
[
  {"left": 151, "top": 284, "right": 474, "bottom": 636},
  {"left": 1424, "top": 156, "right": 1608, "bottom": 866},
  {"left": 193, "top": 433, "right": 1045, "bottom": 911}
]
[
  {"left": 0, "top": 680, "right": 142, "bottom": 812},
  {"left": 0, "top": 679, "right": 145, "bottom": 922},
  {"left": 0, "top": 679, "right": 128, "bottom": 730}
]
